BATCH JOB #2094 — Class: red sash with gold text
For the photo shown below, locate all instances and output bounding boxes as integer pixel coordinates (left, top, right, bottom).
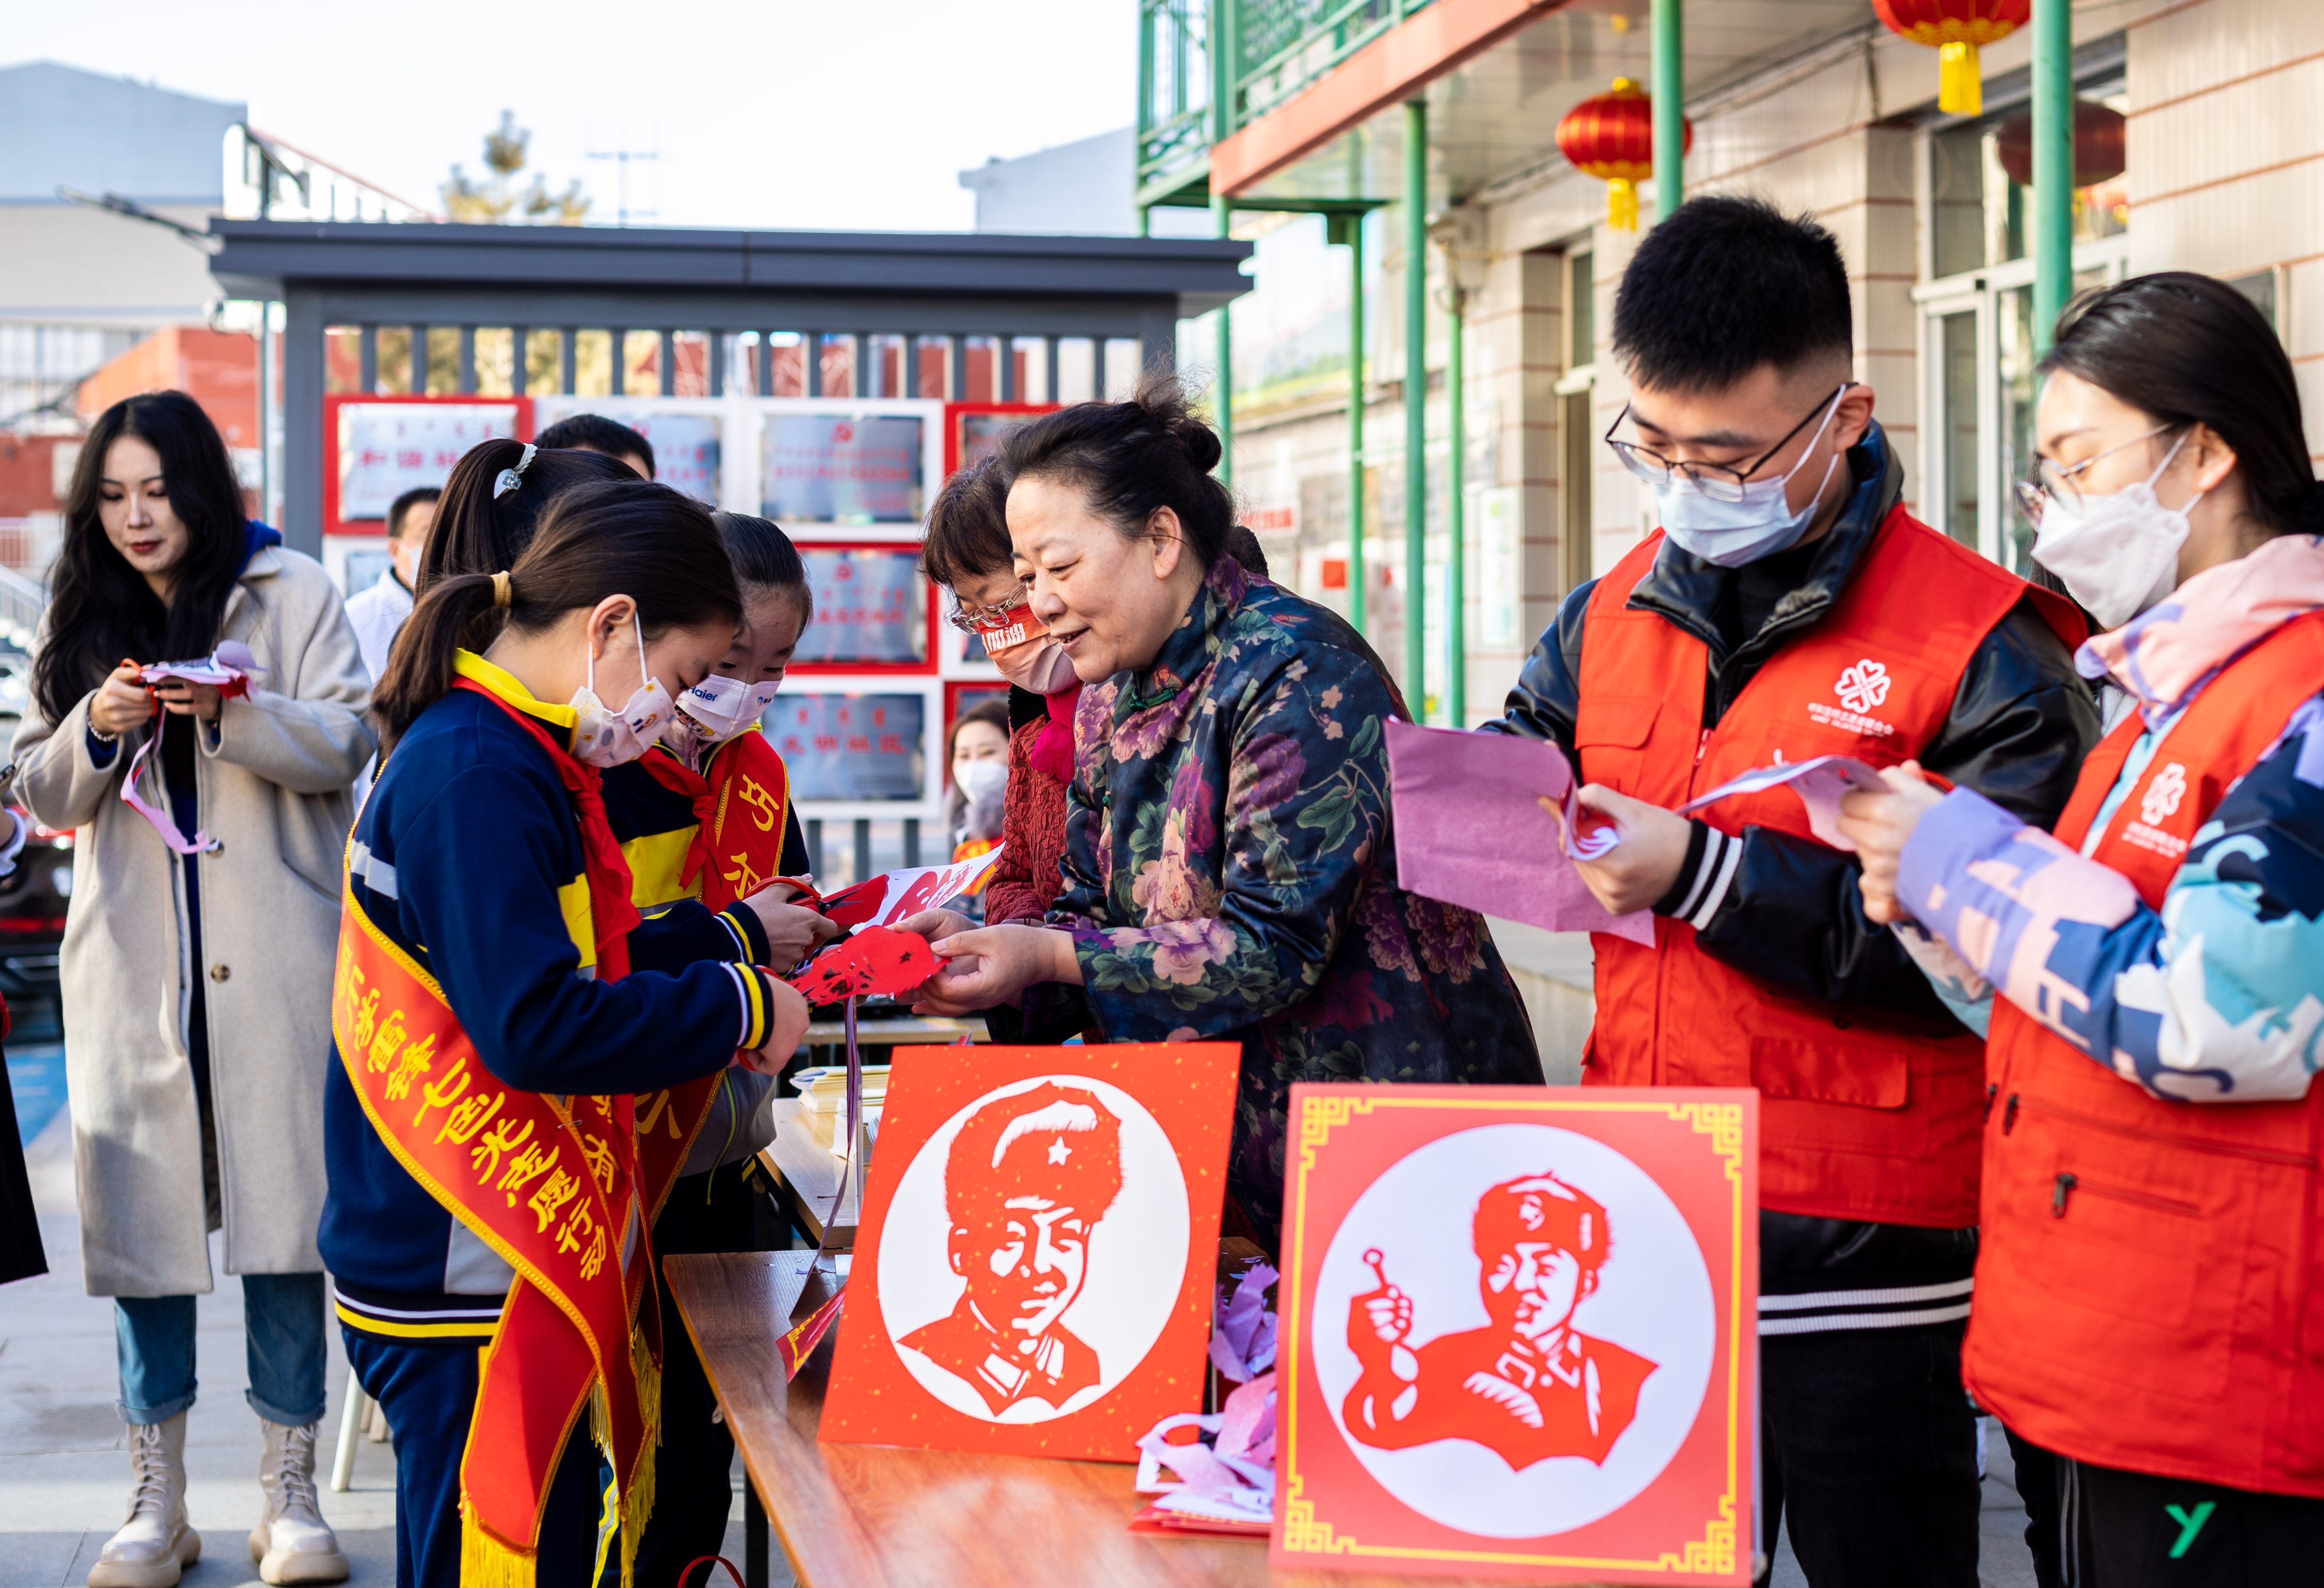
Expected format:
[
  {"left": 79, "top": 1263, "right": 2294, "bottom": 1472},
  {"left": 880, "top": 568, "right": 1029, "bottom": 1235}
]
[
  {"left": 338, "top": 683, "right": 665, "bottom": 1586},
  {"left": 633, "top": 732, "right": 794, "bottom": 1218}
]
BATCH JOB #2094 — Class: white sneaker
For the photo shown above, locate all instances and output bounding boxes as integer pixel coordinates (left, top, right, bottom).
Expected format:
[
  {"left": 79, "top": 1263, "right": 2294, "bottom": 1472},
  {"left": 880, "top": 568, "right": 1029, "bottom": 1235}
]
[
  {"left": 88, "top": 1414, "right": 202, "bottom": 1588},
  {"left": 247, "top": 1419, "right": 350, "bottom": 1585}
]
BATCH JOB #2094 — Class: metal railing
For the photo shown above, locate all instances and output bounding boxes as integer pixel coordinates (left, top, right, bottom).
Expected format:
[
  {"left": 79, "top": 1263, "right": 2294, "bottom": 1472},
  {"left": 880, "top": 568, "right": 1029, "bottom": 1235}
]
[{"left": 1136, "top": 0, "right": 1437, "bottom": 209}]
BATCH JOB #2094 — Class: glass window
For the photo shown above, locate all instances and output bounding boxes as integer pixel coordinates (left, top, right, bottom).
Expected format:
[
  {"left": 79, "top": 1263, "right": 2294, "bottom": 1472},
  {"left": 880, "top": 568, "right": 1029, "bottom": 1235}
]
[
  {"left": 793, "top": 549, "right": 929, "bottom": 666},
  {"left": 763, "top": 415, "right": 927, "bottom": 525},
  {"left": 1939, "top": 311, "right": 1979, "bottom": 548},
  {"left": 1570, "top": 251, "right": 1594, "bottom": 367},
  {"left": 769, "top": 694, "right": 927, "bottom": 802},
  {"left": 1927, "top": 77, "right": 2129, "bottom": 281}
]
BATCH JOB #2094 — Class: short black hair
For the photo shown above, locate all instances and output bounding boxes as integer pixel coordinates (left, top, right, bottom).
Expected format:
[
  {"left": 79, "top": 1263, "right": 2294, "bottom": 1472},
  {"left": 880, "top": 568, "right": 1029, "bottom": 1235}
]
[
  {"left": 712, "top": 511, "right": 813, "bottom": 616},
  {"left": 919, "top": 456, "right": 1014, "bottom": 590},
  {"left": 1612, "top": 195, "right": 1852, "bottom": 393},
  {"left": 533, "top": 414, "right": 656, "bottom": 477},
  {"left": 387, "top": 485, "right": 440, "bottom": 540}
]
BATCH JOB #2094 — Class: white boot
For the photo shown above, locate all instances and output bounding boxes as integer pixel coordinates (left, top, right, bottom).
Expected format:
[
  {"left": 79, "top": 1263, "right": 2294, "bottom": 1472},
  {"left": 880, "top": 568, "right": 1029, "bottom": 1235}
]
[
  {"left": 88, "top": 1413, "right": 201, "bottom": 1588},
  {"left": 247, "top": 1419, "right": 350, "bottom": 1585}
]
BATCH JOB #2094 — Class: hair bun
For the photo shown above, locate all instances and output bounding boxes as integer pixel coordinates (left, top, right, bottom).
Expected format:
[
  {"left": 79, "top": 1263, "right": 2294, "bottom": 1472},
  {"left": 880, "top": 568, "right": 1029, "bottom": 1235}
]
[{"left": 1171, "top": 414, "right": 1223, "bottom": 474}]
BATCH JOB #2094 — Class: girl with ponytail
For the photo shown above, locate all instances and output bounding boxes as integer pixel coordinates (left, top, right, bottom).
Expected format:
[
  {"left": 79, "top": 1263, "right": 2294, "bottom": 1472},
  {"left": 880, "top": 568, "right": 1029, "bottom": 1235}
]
[{"left": 323, "top": 476, "right": 810, "bottom": 1587}]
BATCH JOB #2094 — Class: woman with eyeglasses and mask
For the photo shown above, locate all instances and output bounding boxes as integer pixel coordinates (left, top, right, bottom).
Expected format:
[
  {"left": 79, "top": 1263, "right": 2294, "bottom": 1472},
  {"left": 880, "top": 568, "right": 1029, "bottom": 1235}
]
[
  {"left": 901, "top": 376, "right": 1540, "bottom": 1246},
  {"left": 1841, "top": 273, "right": 2324, "bottom": 1585}
]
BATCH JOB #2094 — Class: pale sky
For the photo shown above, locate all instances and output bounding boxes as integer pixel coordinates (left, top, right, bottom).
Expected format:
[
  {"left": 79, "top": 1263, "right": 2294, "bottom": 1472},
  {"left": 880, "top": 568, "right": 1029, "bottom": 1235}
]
[{"left": 11, "top": 0, "right": 1140, "bottom": 231}]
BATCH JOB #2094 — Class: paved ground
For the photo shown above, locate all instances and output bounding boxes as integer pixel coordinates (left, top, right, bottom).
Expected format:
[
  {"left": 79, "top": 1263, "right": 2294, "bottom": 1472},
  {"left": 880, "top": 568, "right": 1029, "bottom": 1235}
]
[
  {"left": 6, "top": 1046, "right": 2038, "bottom": 1588},
  {"left": 0, "top": 1098, "right": 772, "bottom": 1587}
]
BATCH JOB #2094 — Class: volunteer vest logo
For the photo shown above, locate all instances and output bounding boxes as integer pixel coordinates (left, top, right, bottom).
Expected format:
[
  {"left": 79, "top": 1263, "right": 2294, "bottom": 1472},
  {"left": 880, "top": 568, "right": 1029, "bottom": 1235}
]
[
  {"left": 878, "top": 1075, "right": 1191, "bottom": 1423},
  {"left": 1811, "top": 657, "right": 1898, "bottom": 738},
  {"left": 1311, "top": 1123, "right": 1715, "bottom": 1540},
  {"left": 1343, "top": 1172, "right": 1656, "bottom": 1469},
  {"left": 2141, "top": 761, "right": 2189, "bottom": 827},
  {"left": 2118, "top": 758, "right": 2196, "bottom": 861}
]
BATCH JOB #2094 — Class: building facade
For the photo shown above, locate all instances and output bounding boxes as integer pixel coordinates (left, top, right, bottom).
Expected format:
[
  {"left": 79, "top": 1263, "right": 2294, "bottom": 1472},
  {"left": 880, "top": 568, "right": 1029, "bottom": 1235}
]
[{"left": 1147, "top": 0, "right": 2322, "bottom": 726}]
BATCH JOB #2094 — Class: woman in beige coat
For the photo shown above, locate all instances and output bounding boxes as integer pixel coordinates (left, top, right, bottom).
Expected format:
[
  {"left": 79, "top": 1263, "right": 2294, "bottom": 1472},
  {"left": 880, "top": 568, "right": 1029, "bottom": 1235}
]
[{"left": 15, "top": 392, "right": 372, "bottom": 1588}]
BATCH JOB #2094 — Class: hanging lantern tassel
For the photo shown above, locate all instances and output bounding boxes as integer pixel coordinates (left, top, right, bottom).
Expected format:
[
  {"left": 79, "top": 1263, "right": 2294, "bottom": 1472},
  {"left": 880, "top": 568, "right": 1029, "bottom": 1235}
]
[
  {"left": 1605, "top": 176, "right": 1639, "bottom": 232},
  {"left": 1873, "top": 3, "right": 2030, "bottom": 121},
  {"left": 1556, "top": 79, "right": 1685, "bottom": 236},
  {"left": 1937, "top": 40, "right": 1982, "bottom": 116}
]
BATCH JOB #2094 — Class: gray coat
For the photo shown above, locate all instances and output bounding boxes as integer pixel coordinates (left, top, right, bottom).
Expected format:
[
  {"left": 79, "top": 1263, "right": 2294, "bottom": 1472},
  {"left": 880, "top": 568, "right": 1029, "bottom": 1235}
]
[{"left": 14, "top": 547, "right": 374, "bottom": 1296}]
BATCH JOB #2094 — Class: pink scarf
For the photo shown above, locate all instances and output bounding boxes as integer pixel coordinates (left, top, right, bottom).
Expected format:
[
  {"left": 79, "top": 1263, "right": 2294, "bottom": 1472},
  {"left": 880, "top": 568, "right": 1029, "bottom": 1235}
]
[
  {"left": 2078, "top": 534, "right": 2324, "bottom": 725},
  {"left": 1027, "top": 682, "right": 1081, "bottom": 784}
]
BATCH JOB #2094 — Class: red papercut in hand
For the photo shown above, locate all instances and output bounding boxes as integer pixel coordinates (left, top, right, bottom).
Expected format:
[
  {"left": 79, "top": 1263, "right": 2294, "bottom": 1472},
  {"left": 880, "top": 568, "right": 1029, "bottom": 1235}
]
[{"left": 785, "top": 925, "right": 938, "bottom": 1004}]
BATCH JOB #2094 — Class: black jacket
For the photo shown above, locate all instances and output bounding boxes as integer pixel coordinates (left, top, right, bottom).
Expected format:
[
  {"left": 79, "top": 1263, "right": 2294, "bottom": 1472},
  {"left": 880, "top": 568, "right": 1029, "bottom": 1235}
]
[{"left": 1489, "top": 421, "right": 2100, "bottom": 1283}]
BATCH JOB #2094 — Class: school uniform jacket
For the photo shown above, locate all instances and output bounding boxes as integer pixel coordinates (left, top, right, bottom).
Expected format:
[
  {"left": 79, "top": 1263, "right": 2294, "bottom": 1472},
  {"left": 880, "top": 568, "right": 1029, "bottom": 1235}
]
[{"left": 320, "top": 655, "right": 783, "bottom": 1345}]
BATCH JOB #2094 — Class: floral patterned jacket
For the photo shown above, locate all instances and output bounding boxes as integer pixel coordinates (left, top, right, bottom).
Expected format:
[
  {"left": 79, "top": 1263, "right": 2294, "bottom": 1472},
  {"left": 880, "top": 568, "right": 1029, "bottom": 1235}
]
[{"left": 1035, "top": 560, "right": 1540, "bottom": 1241}]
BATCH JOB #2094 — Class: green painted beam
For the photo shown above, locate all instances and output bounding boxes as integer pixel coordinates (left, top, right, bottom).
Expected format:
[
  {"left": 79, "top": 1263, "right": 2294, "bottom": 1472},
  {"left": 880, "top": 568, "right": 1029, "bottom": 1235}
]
[
  {"left": 1328, "top": 209, "right": 1368, "bottom": 636},
  {"left": 1445, "top": 282, "right": 1465, "bottom": 727},
  {"left": 2032, "top": 0, "right": 2072, "bottom": 353},
  {"left": 1403, "top": 97, "right": 1428, "bottom": 716},
  {"left": 1652, "top": 0, "right": 1683, "bottom": 222},
  {"left": 1214, "top": 194, "right": 1234, "bottom": 483}
]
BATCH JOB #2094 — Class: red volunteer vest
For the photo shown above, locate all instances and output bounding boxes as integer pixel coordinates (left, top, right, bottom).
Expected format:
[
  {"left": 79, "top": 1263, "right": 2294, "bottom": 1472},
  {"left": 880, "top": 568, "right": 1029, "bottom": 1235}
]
[
  {"left": 1578, "top": 507, "right": 2073, "bottom": 1227},
  {"left": 1964, "top": 610, "right": 2324, "bottom": 1497}
]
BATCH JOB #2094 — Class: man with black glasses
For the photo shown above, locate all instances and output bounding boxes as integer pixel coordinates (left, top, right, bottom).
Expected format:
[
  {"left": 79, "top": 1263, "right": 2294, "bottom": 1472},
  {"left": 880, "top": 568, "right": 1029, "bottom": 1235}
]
[{"left": 1489, "top": 196, "right": 2096, "bottom": 1587}]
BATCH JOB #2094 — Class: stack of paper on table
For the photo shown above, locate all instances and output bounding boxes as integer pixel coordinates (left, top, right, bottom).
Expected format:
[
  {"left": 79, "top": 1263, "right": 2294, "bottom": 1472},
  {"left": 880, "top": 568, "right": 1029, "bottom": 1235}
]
[{"left": 791, "top": 1065, "right": 890, "bottom": 1158}]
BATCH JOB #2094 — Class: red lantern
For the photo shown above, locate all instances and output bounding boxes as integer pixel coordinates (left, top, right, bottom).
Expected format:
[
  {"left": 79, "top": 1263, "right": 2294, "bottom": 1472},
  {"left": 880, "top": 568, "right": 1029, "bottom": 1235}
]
[
  {"left": 1996, "top": 99, "right": 2127, "bottom": 188},
  {"left": 1555, "top": 79, "right": 1691, "bottom": 232},
  {"left": 1873, "top": 0, "right": 2031, "bottom": 117}
]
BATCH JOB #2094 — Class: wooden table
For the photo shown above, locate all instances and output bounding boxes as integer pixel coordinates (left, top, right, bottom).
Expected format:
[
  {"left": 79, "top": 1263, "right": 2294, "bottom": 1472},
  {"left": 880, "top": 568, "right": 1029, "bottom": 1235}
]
[
  {"left": 798, "top": 1015, "right": 985, "bottom": 1047},
  {"left": 665, "top": 1250, "right": 1510, "bottom": 1588},
  {"left": 758, "top": 1100, "right": 861, "bottom": 1250}
]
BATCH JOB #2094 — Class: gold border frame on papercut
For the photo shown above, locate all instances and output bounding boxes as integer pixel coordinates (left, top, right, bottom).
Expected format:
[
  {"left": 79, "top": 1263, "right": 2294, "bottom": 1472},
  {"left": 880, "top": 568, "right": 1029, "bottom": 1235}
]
[{"left": 1278, "top": 1094, "right": 1747, "bottom": 1577}]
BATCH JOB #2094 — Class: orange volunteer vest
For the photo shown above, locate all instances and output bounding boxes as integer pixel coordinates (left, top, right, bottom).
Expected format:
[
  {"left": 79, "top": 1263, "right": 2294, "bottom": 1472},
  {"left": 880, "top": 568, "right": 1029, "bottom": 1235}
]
[
  {"left": 1964, "top": 610, "right": 2324, "bottom": 1497},
  {"left": 1576, "top": 507, "right": 2076, "bottom": 1227}
]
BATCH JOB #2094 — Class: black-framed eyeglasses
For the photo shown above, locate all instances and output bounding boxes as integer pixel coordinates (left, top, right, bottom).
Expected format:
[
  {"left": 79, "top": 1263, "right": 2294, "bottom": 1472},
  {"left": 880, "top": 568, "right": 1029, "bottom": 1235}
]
[
  {"left": 1604, "top": 384, "right": 1850, "bottom": 503},
  {"left": 944, "top": 584, "right": 1034, "bottom": 635},
  {"left": 2011, "top": 422, "right": 2178, "bottom": 524}
]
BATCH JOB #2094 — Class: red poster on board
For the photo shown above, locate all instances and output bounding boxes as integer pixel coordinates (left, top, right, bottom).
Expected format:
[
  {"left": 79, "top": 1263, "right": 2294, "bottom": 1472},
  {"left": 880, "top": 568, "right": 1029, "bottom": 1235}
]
[
  {"left": 820, "top": 1042, "right": 1241, "bottom": 1462},
  {"left": 1272, "top": 1084, "right": 1758, "bottom": 1583}
]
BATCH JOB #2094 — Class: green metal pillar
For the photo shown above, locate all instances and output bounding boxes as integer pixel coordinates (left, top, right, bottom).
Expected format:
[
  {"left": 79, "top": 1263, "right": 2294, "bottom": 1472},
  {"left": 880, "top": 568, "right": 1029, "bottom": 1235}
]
[
  {"left": 1329, "top": 210, "right": 1367, "bottom": 636},
  {"left": 1651, "top": 0, "right": 1683, "bottom": 222},
  {"left": 1445, "top": 282, "right": 1466, "bottom": 727},
  {"left": 1213, "top": 194, "right": 1234, "bottom": 482},
  {"left": 1403, "top": 98, "right": 1428, "bottom": 716},
  {"left": 2031, "top": 0, "right": 2073, "bottom": 353}
]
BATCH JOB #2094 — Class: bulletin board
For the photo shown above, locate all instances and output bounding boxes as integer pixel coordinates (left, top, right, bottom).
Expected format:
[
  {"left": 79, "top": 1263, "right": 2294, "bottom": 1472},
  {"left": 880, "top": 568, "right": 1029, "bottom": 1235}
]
[{"left": 322, "top": 394, "right": 531, "bottom": 536}]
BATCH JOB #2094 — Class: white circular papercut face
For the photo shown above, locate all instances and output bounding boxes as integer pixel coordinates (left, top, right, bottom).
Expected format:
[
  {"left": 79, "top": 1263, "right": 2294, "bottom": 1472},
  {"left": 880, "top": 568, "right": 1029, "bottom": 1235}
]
[
  {"left": 1312, "top": 1123, "right": 1715, "bottom": 1538},
  {"left": 877, "top": 1073, "right": 1190, "bottom": 1423}
]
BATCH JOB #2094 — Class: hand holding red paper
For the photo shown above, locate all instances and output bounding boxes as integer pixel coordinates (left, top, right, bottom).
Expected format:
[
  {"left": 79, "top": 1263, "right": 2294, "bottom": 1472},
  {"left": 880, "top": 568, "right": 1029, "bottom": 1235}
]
[
  {"left": 817, "top": 847, "right": 1006, "bottom": 930},
  {"left": 1833, "top": 760, "right": 1948, "bottom": 925},
  {"left": 783, "top": 925, "right": 940, "bottom": 1006},
  {"left": 910, "top": 922, "right": 1079, "bottom": 1016},
  {"left": 119, "top": 642, "right": 259, "bottom": 854}
]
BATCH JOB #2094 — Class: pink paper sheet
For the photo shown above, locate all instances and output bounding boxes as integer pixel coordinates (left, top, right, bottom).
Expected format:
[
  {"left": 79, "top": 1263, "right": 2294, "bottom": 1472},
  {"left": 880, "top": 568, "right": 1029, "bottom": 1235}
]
[
  {"left": 1674, "top": 754, "right": 1888, "bottom": 852},
  {"left": 1384, "top": 721, "right": 1653, "bottom": 945}
]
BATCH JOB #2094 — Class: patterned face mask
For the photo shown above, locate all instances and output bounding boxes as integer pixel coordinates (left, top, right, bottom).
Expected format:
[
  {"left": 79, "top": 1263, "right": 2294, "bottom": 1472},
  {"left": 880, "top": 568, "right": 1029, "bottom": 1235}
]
[{"left": 569, "top": 609, "right": 674, "bottom": 768}]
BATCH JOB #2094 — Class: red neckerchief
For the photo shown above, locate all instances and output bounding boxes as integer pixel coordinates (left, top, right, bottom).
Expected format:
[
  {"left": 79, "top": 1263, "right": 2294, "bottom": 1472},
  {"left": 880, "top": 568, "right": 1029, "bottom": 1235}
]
[{"left": 452, "top": 678, "right": 639, "bottom": 980}]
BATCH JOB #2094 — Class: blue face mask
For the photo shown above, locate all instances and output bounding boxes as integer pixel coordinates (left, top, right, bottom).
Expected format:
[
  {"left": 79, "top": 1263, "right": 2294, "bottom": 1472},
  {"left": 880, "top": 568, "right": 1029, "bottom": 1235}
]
[{"left": 1654, "top": 392, "right": 1847, "bottom": 568}]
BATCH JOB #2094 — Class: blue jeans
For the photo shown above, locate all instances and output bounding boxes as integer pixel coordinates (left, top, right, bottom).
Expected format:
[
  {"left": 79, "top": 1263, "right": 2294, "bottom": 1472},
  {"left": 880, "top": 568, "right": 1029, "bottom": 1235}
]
[{"left": 114, "top": 1272, "right": 327, "bottom": 1427}]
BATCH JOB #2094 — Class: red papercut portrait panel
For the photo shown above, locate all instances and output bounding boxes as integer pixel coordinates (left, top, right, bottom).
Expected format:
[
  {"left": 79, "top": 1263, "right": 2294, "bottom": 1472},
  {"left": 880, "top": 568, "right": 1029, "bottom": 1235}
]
[
  {"left": 819, "top": 1043, "right": 1240, "bottom": 1461},
  {"left": 1272, "top": 1084, "right": 1758, "bottom": 1584}
]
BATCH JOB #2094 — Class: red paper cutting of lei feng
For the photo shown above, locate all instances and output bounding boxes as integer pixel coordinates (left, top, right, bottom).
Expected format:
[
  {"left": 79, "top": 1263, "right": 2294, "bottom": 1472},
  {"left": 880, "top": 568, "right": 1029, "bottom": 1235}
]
[{"left": 785, "top": 925, "right": 938, "bottom": 1004}]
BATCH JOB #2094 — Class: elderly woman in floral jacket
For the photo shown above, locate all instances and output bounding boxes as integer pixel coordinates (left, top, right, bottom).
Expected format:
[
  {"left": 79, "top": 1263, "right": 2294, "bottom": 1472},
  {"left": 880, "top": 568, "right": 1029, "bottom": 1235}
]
[{"left": 911, "top": 379, "right": 1539, "bottom": 1242}]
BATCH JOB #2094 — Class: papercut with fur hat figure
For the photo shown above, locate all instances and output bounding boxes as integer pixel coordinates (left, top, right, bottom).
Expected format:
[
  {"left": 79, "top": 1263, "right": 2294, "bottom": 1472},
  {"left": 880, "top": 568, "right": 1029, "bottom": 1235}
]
[
  {"left": 1344, "top": 1172, "right": 1657, "bottom": 1468},
  {"left": 900, "top": 1082, "right": 1125, "bottom": 1416}
]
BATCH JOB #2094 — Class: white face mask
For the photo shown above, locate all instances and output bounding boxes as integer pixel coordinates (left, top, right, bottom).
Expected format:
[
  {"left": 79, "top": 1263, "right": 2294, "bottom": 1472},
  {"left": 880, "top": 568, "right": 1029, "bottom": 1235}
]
[
  {"left": 2032, "top": 431, "right": 2200, "bottom": 630},
  {"left": 569, "top": 609, "right": 675, "bottom": 768},
  {"left": 953, "top": 757, "right": 1008, "bottom": 805},
  {"left": 674, "top": 672, "right": 783, "bottom": 742},
  {"left": 1653, "top": 389, "right": 1846, "bottom": 568}
]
